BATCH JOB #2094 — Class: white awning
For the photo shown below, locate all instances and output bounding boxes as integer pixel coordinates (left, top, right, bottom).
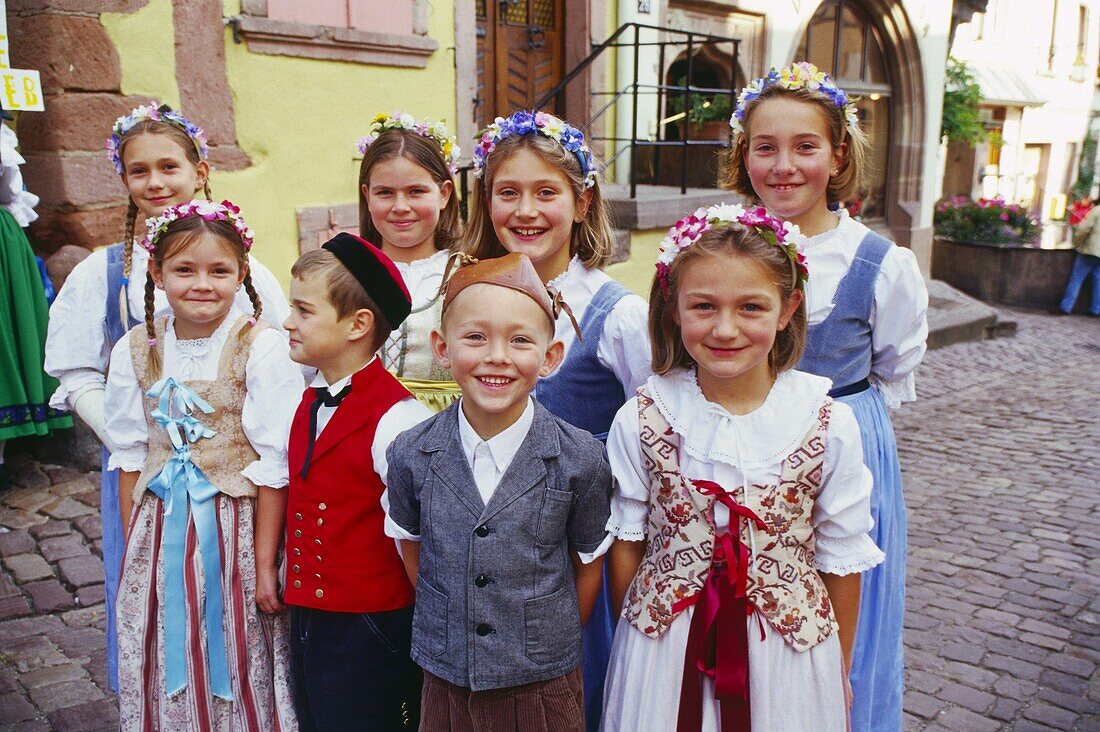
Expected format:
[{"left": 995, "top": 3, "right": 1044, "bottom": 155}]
[{"left": 969, "top": 64, "right": 1045, "bottom": 107}]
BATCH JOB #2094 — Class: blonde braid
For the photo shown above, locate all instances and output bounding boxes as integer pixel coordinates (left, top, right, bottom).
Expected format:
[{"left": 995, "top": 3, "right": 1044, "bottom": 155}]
[
  {"left": 119, "top": 199, "right": 139, "bottom": 327},
  {"left": 143, "top": 273, "right": 161, "bottom": 377},
  {"left": 202, "top": 180, "right": 212, "bottom": 201}
]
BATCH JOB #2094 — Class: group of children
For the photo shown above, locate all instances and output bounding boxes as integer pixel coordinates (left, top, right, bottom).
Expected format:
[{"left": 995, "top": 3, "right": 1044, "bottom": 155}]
[{"left": 41, "top": 61, "right": 927, "bottom": 731}]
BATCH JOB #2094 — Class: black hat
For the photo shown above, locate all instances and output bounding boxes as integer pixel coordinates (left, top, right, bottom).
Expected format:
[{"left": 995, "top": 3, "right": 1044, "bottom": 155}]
[{"left": 321, "top": 233, "right": 412, "bottom": 327}]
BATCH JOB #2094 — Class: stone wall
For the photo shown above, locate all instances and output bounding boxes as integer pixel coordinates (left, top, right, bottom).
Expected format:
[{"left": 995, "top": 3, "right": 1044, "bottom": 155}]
[{"left": 8, "top": 0, "right": 248, "bottom": 269}]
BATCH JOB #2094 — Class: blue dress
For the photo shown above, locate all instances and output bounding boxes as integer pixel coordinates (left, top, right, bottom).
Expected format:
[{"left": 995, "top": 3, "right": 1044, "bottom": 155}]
[
  {"left": 535, "top": 279, "right": 630, "bottom": 732},
  {"left": 798, "top": 231, "right": 906, "bottom": 732},
  {"left": 101, "top": 243, "right": 139, "bottom": 693}
]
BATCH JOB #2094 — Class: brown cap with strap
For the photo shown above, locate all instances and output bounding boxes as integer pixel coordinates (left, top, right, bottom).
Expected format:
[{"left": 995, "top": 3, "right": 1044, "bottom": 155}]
[{"left": 441, "top": 252, "right": 581, "bottom": 340}]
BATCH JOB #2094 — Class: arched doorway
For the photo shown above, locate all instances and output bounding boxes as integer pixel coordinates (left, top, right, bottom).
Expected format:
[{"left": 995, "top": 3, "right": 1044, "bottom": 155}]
[{"left": 797, "top": 0, "right": 892, "bottom": 221}]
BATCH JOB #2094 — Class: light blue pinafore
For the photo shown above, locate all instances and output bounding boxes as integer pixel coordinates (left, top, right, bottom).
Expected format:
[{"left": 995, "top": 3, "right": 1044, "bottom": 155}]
[
  {"left": 534, "top": 279, "right": 629, "bottom": 732},
  {"left": 103, "top": 243, "right": 139, "bottom": 693},
  {"left": 798, "top": 231, "right": 906, "bottom": 732}
]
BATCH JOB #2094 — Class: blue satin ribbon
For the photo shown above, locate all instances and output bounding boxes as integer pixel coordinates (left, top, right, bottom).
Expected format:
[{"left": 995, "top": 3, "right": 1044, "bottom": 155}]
[{"left": 144, "top": 377, "right": 233, "bottom": 700}]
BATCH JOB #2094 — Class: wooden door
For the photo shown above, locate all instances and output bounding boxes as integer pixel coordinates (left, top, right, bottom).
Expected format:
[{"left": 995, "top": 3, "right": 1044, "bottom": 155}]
[{"left": 475, "top": 0, "right": 564, "bottom": 130}]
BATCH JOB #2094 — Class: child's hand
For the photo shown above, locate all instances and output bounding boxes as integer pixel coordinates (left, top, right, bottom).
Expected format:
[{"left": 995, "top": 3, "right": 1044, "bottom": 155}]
[{"left": 255, "top": 564, "right": 285, "bottom": 614}]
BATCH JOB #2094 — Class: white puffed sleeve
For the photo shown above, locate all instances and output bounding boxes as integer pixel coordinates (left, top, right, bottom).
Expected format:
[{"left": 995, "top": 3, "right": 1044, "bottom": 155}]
[
  {"left": 870, "top": 245, "right": 928, "bottom": 408},
  {"left": 239, "top": 328, "right": 305, "bottom": 488},
  {"left": 606, "top": 397, "right": 649, "bottom": 541},
  {"left": 597, "top": 294, "right": 653, "bottom": 398},
  {"left": 44, "top": 251, "right": 113, "bottom": 410},
  {"left": 104, "top": 337, "right": 148, "bottom": 473},
  {"left": 813, "top": 401, "right": 885, "bottom": 575},
  {"left": 245, "top": 255, "right": 290, "bottom": 334}
]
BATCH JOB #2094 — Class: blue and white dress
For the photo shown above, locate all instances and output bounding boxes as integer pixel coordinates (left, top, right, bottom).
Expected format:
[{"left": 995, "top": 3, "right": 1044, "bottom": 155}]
[
  {"left": 796, "top": 211, "right": 928, "bottom": 732},
  {"left": 534, "top": 256, "right": 651, "bottom": 731}
]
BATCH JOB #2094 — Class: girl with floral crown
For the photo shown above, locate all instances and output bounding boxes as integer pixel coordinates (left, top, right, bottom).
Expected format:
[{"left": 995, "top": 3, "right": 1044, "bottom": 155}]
[
  {"left": 104, "top": 200, "right": 302, "bottom": 728},
  {"left": 724, "top": 63, "right": 928, "bottom": 730},
  {"left": 43, "top": 102, "right": 292, "bottom": 692},
  {"left": 602, "top": 204, "right": 883, "bottom": 731},
  {"left": 462, "top": 109, "right": 652, "bottom": 729},
  {"left": 357, "top": 111, "right": 464, "bottom": 411}
]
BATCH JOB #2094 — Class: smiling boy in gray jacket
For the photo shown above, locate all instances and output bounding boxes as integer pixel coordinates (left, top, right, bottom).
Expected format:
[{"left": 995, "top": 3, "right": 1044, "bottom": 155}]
[{"left": 384, "top": 253, "right": 612, "bottom": 731}]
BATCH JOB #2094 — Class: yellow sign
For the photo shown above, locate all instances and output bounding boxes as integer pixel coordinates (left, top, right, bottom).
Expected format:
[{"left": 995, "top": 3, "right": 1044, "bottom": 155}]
[{"left": 0, "top": 69, "right": 43, "bottom": 111}]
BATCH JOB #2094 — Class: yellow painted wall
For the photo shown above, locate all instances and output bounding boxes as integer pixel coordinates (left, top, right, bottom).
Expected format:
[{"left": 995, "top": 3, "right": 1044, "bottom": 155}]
[
  {"left": 103, "top": 0, "right": 458, "bottom": 289},
  {"left": 607, "top": 228, "right": 664, "bottom": 298}
]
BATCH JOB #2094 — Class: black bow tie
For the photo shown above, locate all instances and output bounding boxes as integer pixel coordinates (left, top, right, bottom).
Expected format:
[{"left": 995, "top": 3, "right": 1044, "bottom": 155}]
[{"left": 300, "top": 383, "right": 352, "bottom": 479}]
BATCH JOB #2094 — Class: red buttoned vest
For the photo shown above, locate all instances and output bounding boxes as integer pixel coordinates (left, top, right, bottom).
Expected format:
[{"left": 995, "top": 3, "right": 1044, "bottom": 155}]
[{"left": 284, "top": 359, "right": 415, "bottom": 612}]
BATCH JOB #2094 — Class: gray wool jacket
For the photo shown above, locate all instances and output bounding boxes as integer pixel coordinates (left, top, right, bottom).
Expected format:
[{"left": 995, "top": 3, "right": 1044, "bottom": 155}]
[{"left": 386, "top": 399, "right": 612, "bottom": 691}]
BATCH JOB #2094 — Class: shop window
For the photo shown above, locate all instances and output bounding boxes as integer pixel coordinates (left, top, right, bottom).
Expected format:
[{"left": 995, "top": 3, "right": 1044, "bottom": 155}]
[{"left": 235, "top": 0, "right": 437, "bottom": 68}]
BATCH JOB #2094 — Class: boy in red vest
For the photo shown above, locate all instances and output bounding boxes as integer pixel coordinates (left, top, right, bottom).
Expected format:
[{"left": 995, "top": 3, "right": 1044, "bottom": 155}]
[{"left": 282, "top": 232, "right": 431, "bottom": 731}]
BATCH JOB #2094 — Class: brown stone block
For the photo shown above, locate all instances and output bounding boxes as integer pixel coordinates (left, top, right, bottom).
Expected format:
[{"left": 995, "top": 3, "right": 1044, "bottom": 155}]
[
  {"left": 22, "top": 154, "right": 121, "bottom": 208},
  {"left": 32, "top": 207, "right": 126, "bottom": 259},
  {"left": 8, "top": 14, "right": 121, "bottom": 93},
  {"left": 8, "top": 0, "right": 148, "bottom": 16},
  {"left": 18, "top": 93, "right": 153, "bottom": 153}
]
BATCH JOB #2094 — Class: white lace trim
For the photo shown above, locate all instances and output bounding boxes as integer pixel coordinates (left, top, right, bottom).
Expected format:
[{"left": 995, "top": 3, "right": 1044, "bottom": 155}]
[
  {"left": 813, "top": 548, "right": 885, "bottom": 577},
  {"left": 869, "top": 373, "right": 916, "bottom": 410},
  {"left": 545, "top": 255, "right": 580, "bottom": 292},
  {"left": 241, "top": 458, "right": 289, "bottom": 489},
  {"left": 607, "top": 523, "right": 647, "bottom": 541},
  {"left": 647, "top": 369, "right": 831, "bottom": 470}
]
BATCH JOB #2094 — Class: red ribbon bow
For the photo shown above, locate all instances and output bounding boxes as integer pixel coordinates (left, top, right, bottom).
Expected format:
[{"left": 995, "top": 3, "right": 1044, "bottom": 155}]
[{"left": 675, "top": 479, "right": 768, "bottom": 732}]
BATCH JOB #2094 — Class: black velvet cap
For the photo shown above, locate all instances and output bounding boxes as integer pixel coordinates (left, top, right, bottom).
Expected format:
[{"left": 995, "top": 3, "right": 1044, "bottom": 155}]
[{"left": 321, "top": 232, "right": 412, "bottom": 327}]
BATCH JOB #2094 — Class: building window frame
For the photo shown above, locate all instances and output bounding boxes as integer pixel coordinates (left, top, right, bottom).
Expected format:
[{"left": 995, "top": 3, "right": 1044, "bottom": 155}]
[{"left": 234, "top": 0, "right": 438, "bottom": 68}]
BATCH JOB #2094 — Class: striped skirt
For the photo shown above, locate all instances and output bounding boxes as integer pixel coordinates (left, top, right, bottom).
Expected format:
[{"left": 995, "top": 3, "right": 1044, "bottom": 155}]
[{"left": 117, "top": 492, "right": 297, "bottom": 731}]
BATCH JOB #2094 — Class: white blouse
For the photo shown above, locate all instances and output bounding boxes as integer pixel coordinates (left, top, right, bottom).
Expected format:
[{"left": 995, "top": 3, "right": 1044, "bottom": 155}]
[
  {"left": 607, "top": 368, "right": 884, "bottom": 576},
  {"left": 45, "top": 243, "right": 291, "bottom": 411},
  {"left": 801, "top": 211, "right": 928, "bottom": 408},
  {"left": 104, "top": 315, "right": 304, "bottom": 489},
  {"left": 0, "top": 123, "right": 39, "bottom": 226},
  {"left": 393, "top": 249, "right": 450, "bottom": 311},
  {"left": 546, "top": 257, "right": 652, "bottom": 397}
]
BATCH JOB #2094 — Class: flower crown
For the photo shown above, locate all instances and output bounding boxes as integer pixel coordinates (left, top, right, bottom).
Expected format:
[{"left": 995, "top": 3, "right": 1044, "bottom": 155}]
[
  {"left": 106, "top": 103, "right": 208, "bottom": 175},
  {"left": 356, "top": 112, "right": 461, "bottom": 175},
  {"left": 142, "top": 199, "right": 254, "bottom": 254},
  {"left": 656, "top": 203, "right": 808, "bottom": 297},
  {"left": 730, "top": 62, "right": 860, "bottom": 137},
  {"left": 473, "top": 111, "right": 598, "bottom": 188}
]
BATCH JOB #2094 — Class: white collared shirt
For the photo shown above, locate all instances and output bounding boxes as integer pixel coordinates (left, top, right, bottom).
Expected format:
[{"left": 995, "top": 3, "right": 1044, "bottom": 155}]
[
  {"left": 383, "top": 397, "right": 609, "bottom": 563},
  {"left": 308, "top": 357, "right": 432, "bottom": 485},
  {"left": 457, "top": 397, "right": 536, "bottom": 506}
]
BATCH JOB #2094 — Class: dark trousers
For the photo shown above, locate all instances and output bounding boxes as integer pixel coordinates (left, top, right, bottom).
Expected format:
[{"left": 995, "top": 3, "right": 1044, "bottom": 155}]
[{"left": 290, "top": 604, "right": 422, "bottom": 731}]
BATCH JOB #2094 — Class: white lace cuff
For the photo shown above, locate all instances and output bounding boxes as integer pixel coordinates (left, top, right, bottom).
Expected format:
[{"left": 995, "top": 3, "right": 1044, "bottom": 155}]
[
  {"left": 813, "top": 534, "right": 885, "bottom": 576},
  {"left": 107, "top": 449, "right": 146, "bottom": 473},
  {"left": 870, "top": 373, "right": 916, "bottom": 410},
  {"left": 241, "top": 458, "right": 289, "bottom": 489}
]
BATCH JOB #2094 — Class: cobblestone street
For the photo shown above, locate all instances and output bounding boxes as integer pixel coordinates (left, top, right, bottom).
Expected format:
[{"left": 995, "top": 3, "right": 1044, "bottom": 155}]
[{"left": 0, "top": 308, "right": 1096, "bottom": 730}]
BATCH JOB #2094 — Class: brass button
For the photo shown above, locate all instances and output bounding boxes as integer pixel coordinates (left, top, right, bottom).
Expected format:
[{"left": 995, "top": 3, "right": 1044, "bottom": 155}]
[
  {"left": 292, "top": 565, "right": 300, "bottom": 573},
  {"left": 318, "top": 502, "right": 327, "bottom": 511},
  {"left": 317, "top": 518, "right": 324, "bottom": 527},
  {"left": 295, "top": 513, "right": 303, "bottom": 521},
  {"left": 315, "top": 589, "right": 324, "bottom": 599},
  {"left": 315, "top": 555, "right": 322, "bottom": 563},
  {"left": 293, "top": 580, "right": 301, "bottom": 589},
  {"left": 315, "top": 539, "right": 322, "bottom": 546},
  {"left": 293, "top": 548, "right": 301, "bottom": 556},
  {"left": 314, "top": 573, "right": 322, "bottom": 580},
  {"left": 294, "top": 530, "right": 302, "bottom": 538}
]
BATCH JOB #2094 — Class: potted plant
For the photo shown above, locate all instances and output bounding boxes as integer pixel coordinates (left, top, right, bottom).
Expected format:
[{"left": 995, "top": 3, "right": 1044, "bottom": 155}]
[
  {"left": 932, "top": 196, "right": 1076, "bottom": 308},
  {"left": 934, "top": 195, "right": 1037, "bottom": 245},
  {"left": 666, "top": 78, "right": 733, "bottom": 141}
]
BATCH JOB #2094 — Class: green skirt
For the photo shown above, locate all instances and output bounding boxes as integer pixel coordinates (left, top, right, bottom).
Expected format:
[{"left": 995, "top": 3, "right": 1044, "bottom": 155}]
[{"left": 0, "top": 209, "right": 72, "bottom": 440}]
